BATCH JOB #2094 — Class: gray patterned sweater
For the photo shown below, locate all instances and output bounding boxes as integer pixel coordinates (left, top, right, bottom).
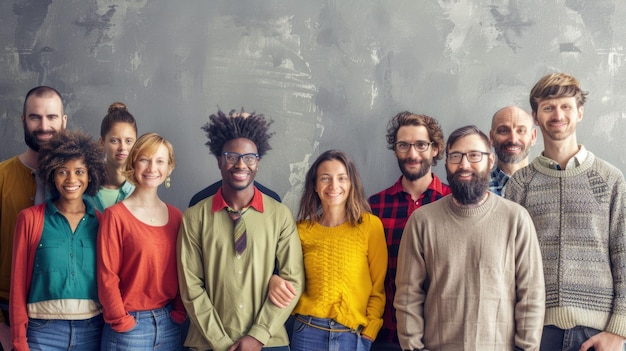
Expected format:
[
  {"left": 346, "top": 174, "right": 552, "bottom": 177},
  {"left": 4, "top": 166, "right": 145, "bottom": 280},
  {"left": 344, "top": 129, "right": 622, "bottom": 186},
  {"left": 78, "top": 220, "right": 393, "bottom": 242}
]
[{"left": 505, "top": 151, "right": 626, "bottom": 337}]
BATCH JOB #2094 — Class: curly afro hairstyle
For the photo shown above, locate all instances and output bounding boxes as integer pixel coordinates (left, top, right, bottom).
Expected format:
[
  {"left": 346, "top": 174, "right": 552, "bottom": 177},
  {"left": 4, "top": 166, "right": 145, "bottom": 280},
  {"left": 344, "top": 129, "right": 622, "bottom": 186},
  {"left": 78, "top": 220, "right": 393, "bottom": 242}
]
[
  {"left": 201, "top": 109, "right": 274, "bottom": 158},
  {"left": 38, "top": 130, "right": 106, "bottom": 199}
]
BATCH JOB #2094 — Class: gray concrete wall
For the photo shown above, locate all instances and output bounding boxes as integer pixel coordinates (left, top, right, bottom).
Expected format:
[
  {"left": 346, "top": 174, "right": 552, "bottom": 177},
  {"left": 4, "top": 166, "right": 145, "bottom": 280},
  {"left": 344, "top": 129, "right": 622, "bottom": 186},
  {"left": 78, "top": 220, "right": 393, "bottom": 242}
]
[{"left": 1, "top": 0, "right": 625, "bottom": 212}]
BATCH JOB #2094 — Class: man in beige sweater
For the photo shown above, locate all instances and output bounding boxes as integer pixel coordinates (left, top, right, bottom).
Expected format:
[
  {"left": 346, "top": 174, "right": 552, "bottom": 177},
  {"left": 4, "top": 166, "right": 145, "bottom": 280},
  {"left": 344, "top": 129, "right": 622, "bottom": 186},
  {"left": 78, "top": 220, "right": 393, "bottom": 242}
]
[{"left": 395, "top": 125, "right": 545, "bottom": 351}]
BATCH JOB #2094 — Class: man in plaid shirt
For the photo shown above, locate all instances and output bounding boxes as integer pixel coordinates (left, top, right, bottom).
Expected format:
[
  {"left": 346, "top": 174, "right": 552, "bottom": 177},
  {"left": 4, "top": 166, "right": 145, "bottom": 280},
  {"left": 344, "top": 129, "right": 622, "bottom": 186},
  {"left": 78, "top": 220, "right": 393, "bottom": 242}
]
[{"left": 368, "top": 112, "right": 451, "bottom": 351}]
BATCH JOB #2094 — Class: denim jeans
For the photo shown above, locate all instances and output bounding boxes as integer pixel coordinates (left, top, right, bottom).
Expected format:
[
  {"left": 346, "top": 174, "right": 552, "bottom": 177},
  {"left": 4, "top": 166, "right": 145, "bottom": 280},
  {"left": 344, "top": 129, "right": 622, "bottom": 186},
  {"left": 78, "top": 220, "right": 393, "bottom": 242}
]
[
  {"left": 291, "top": 315, "right": 372, "bottom": 351},
  {"left": 541, "top": 325, "right": 626, "bottom": 351},
  {"left": 27, "top": 314, "right": 104, "bottom": 350},
  {"left": 101, "top": 304, "right": 182, "bottom": 350}
]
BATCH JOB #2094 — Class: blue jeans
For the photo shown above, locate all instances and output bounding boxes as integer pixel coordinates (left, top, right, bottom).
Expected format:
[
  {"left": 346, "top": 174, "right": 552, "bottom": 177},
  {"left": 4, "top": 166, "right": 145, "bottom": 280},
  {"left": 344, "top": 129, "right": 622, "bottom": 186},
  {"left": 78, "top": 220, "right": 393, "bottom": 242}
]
[
  {"left": 291, "top": 315, "right": 372, "bottom": 351},
  {"left": 101, "top": 304, "right": 182, "bottom": 350},
  {"left": 541, "top": 325, "right": 626, "bottom": 351},
  {"left": 27, "top": 314, "right": 104, "bottom": 350}
]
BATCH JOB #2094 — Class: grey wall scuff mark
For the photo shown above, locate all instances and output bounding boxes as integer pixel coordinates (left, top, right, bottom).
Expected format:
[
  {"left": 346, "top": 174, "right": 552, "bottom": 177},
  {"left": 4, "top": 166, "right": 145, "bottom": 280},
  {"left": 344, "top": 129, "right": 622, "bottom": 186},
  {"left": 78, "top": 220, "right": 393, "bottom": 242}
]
[{"left": 1, "top": 0, "right": 625, "bottom": 212}]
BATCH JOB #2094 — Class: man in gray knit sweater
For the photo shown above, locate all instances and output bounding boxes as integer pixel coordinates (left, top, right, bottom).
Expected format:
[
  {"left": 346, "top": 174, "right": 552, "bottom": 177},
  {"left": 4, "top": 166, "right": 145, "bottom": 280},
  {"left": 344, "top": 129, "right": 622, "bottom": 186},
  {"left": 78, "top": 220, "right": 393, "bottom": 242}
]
[{"left": 506, "top": 72, "right": 626, "bottom": 351}]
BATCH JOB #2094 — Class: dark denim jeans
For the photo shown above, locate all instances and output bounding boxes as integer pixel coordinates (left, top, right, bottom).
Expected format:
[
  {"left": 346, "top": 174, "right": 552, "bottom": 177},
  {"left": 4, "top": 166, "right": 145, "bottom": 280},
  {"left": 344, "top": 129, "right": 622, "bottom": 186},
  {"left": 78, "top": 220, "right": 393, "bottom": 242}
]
[{"left": 541, "top": 325, "right": 626, "bottom": 351}]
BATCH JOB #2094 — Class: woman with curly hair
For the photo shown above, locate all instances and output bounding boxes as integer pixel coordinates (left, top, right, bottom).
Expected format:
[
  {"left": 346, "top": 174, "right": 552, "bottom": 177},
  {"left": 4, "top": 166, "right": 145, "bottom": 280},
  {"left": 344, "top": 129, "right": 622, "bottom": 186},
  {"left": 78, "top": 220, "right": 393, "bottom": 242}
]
[
  {"left": 9, "top": 130, "right": 106, "bottom": 351},
  {"left": 290, "top": 150, "right": 387, "bottom": 351},
  {"left": 97, "top": 133, "right": 185, "bottom": 350}
]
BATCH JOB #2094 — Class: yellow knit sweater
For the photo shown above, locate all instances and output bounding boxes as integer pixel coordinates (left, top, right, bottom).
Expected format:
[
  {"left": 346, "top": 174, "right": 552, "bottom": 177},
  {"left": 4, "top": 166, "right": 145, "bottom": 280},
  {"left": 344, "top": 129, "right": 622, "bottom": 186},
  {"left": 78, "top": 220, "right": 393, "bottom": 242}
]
[{"left": 292, "top": 212, "right": 387, "bottom": 340}]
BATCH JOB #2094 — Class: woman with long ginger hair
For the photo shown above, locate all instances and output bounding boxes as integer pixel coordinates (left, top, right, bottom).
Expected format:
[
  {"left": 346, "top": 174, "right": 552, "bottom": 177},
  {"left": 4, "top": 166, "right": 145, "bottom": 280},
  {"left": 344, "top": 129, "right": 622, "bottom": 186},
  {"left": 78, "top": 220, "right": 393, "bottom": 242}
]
[
  {"left": 97, "top": 133, "right": 185, "bottom": 350},
  {"left": 290, "top": 150, "right": 387, "bottom": 351}
]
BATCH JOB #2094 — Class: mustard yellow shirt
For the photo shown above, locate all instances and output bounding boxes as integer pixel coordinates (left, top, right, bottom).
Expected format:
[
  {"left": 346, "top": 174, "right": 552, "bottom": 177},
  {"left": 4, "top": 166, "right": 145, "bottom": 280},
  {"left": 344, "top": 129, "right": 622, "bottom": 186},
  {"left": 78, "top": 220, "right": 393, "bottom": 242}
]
[{"left": 293, "top": 212, "right": 387, "bottom": 340}]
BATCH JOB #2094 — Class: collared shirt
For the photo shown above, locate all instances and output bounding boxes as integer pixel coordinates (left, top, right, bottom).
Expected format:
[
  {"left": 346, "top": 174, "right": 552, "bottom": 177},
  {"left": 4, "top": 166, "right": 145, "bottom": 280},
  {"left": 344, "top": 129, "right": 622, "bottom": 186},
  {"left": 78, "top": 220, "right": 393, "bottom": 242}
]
[
  {"left": 489, "top": 166, "right": 510, "bottom": 196},
  {"left": 367, "top": 174, "right": 451, "bottom": 345},
  {"left": 537, "top": 144, "right": 588, "bottom": 170},
  {"left": 211, "top": 187, "right": 264, "bottom": 213},
  {"left": 27, "top": 200, "right": 101, "bottom": 319},
  {"left": 178, "top": 186, "right": 304, "bottom": 350}
]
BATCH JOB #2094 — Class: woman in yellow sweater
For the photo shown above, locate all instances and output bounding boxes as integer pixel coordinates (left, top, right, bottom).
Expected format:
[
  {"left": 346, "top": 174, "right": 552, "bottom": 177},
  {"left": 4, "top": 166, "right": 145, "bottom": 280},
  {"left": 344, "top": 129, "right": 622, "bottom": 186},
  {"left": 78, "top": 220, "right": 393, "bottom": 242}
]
[{"left": 290, "top": 150, "right": 387, "bottom": 351}]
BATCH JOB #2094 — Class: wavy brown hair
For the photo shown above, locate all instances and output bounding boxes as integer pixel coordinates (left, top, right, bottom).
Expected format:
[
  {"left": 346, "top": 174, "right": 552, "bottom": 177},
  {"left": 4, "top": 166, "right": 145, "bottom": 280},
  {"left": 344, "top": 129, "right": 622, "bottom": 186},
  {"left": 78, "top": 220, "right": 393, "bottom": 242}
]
[
  {"left": 297, "top": 150, "right": 370, "bottom": 227},
  {"left": 529, "top": 72, "right": 588, "bottom": 112},
  {"left": 385, "top": 111, "right": 445, "bottom": 165}
]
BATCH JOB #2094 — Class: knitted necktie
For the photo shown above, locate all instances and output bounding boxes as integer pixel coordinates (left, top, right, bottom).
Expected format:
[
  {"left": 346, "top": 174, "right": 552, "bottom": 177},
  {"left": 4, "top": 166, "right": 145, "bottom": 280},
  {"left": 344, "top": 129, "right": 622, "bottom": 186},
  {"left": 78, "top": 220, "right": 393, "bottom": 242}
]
[{"left": 227, "top": 208, "right": 247, "bottom": 253}]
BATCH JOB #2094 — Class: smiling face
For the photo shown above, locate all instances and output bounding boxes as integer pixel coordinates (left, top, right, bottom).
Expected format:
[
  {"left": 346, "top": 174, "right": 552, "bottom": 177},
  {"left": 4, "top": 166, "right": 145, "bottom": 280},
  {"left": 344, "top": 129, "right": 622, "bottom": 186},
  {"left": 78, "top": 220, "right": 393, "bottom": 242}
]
[
  {"left": 445, "top": 134, "right": 495, "bottom": 205},
  {"left": 22, "top": 94, "right": 67, "bottom": 152},
  {"left": 54, "top": 158, "right": 89, "bottom": 201},
  {"left": 101, "top": 122, "right": 137, "bottom": 169},
  {"left": 218, "top": 138, "right": 258, "bottom": 193},
  {"left": 533, "top": 96, "right": 583, "bottom": 143},
  {"left": 395, "top": 125, "right": 438, "bottom": 181},
  {"left": 490, "top": 107, "right": 536, "bottom": 164},
  {"left": 133, "top": 144, "right": 172, "bottom": 189},
  {"left": 315, "top": 159, "right": 351, "bottom": 209}
]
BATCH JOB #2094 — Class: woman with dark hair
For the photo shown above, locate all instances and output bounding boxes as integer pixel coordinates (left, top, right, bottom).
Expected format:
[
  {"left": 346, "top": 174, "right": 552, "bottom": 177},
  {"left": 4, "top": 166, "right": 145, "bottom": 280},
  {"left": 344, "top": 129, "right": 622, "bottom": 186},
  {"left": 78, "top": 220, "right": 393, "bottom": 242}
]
[
  {"left": 97, "top": 133, "right": 185, "bottom": 350},
  {"left": 290, "top": 150, "right": 387, "bottom": 351},
  {"left": 85, "top": 102, "right": 138, "bottom": 211},
  {"left": 10, "top": 130, "right": 106, "bottom": 351}
]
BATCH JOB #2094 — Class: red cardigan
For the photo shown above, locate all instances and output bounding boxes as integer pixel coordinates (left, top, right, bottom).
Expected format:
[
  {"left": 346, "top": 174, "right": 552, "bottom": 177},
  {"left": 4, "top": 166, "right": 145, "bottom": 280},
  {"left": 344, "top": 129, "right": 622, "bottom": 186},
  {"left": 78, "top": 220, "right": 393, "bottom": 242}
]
[
  {"left": 9, "top": 204, "right": 101, "bottom": 351},
  {"left": 9, "top": 204, "right": 46, "bottom": 350}
]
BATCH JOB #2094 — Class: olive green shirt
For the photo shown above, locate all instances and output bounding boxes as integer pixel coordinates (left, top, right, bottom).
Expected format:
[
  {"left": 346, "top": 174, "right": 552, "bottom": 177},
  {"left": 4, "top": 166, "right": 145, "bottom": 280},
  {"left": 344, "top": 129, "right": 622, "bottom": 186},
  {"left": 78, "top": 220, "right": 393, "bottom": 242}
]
[{"left": 177, "top": 188, "right": 304, "bottom": 351}]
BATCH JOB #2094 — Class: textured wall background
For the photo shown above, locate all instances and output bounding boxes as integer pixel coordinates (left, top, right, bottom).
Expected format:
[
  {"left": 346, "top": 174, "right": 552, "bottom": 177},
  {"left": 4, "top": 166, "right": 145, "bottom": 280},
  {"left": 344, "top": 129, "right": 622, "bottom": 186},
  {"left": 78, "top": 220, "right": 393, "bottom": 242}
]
[{"left": 1, "top": 0, "right": 625, "bottom": 212}]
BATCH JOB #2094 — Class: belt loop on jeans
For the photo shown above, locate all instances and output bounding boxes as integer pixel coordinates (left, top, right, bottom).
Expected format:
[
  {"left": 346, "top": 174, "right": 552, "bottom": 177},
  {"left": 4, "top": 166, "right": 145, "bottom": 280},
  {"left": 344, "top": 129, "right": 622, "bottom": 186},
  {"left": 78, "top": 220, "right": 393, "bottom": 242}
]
[{"left": 295, "top": 315, "right": 363, "bottom": 335}]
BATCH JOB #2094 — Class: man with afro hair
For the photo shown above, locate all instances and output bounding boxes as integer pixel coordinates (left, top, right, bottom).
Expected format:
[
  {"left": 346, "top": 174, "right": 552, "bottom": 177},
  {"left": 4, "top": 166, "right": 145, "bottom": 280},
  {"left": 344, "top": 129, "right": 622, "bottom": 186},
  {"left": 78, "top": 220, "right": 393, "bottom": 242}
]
[
  {"left": 188, "top": 109, "right": 281, "bottom": 207},
  {"left": 177, "top": 109, "right": 304, "bottom": 351}
]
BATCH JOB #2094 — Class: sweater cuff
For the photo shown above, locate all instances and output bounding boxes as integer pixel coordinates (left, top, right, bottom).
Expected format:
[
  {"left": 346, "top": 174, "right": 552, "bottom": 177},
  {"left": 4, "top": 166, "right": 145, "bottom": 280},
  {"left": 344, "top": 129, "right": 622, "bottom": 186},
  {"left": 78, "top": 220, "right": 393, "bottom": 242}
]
[
  {"left": 606, "top": 315, "right": 626, "bottom": 338},
  {"left": 362, "top": 318, "right": 383, "bottom": 340},
  {"left": 111, "top": 313, "right": 136, "bottom": 332},
  {"left": 170, "top": 309, "right": 186, "bottom": 324}
]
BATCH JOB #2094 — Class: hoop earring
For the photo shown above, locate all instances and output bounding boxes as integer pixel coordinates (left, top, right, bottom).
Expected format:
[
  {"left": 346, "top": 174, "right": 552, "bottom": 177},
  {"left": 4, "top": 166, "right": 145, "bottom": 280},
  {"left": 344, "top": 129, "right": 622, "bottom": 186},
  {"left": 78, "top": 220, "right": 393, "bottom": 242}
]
[{"left": 165, "top": 177, "right": 171, "bottom": 189}]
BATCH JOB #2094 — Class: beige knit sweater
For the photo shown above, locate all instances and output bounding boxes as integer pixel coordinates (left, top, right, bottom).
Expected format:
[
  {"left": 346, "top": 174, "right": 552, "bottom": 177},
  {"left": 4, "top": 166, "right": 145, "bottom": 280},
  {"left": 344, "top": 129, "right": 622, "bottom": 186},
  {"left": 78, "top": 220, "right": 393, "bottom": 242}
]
[{"left": 395, "top": 194, "right": 545, "bottom": 351}]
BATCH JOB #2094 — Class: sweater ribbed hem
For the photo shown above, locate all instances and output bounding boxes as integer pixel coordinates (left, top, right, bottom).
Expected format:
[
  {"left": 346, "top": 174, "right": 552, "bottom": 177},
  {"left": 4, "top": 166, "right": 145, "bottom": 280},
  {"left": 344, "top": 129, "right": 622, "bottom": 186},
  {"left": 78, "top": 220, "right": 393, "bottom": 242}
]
[{"left": 545, "top": 307, "right": 626, "bottom": 337}]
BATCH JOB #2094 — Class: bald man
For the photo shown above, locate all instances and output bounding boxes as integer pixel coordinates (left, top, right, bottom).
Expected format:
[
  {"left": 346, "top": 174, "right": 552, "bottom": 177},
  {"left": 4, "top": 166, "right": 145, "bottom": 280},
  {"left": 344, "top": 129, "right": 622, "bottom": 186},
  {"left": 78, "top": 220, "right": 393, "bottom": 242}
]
[{"left": 488, "top": 106, "right": 537, "bottom": 196}]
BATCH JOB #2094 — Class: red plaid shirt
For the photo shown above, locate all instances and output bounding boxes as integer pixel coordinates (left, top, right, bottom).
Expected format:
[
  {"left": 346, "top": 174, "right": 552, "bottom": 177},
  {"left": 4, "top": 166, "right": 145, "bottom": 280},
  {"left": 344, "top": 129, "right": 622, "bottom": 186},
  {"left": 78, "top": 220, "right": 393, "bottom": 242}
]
[{"left": 368, "top": 174, "right": 451, "bottom": 345}]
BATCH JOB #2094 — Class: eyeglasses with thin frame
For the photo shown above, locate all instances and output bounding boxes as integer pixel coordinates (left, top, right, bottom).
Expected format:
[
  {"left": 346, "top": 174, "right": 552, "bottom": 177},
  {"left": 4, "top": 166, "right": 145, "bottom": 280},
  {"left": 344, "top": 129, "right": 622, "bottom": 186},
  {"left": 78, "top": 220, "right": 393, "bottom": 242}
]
[
  {"left": 395, "top": 141, "right": 433, "bottom": 153},
  {"left": 446, "top": 151, "right": 491, "bottom": 164},
  {"left": 222, "top": 152, "right": 259, "bottom": 165}
]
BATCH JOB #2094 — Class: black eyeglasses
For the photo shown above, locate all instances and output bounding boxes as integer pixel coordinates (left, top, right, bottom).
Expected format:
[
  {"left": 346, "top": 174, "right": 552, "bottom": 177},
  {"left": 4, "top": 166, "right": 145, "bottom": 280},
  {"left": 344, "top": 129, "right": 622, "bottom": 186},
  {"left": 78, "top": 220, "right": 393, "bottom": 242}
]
[
  {"left": 395, "top": 141, "right": 433, "bottom": 153},
  {"left": 222, "top": 152, "right": 259, "bottom": 165},
  {"left": 446, "top": 151, "right": 490, "bottom": 164}
]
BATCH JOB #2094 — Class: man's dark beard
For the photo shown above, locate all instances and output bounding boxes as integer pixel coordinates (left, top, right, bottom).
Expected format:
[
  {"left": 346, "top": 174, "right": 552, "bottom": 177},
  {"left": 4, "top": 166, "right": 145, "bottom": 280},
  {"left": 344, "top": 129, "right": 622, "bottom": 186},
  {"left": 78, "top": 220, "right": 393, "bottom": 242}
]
[
  {"left": 446, "top": 168, "right": 490, "bottom": 205},
  {"left": 494, "top": 141, "right": 529, "bottom": 164},
  {"left": 23, "top": 125, "right": 41, "bottom": 152},
  {"left": 398, "top": 157, "right": 432, "bottom": 181}
]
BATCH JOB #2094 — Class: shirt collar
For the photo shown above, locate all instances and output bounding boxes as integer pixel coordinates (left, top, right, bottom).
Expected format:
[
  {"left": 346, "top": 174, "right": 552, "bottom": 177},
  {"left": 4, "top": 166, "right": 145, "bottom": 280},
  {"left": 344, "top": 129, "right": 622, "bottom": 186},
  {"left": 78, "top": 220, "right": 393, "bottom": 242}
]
[
  {"left": 47, "top": 199, "right": 96, "bottom": 217},
  {"left": 537, "top": 144, "right": 588, "bottom": 170},
  {"left": 211, "top": 186, "right": 265, "bottom": 213},
  {"left": 390, "top": 174, "right": 447, "bottom": 196}
]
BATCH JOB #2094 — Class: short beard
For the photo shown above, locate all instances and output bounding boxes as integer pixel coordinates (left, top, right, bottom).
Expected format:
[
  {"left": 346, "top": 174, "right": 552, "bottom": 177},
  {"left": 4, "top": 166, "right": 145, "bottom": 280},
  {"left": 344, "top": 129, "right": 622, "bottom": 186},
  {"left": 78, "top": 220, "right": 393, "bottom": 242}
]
[
  {"left": 446, "top": 168, "right": 490, "bottom": 205},
  {"left": 494, "top": 142, "right": 530, "bottom": 164},
  {"left": 398, "top": 157, "right": 432, "bottom": 181},
  {"left": 23, "top": 124, "right": 41, "bottom": 152}
]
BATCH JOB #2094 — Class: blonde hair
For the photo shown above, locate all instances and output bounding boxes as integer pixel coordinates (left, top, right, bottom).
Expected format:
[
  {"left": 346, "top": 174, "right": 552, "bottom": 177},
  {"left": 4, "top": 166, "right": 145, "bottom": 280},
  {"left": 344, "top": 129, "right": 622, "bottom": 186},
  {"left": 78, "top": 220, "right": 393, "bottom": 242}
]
[{"left": 123, "top": 133, "right": 175, "bottom": 186}]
